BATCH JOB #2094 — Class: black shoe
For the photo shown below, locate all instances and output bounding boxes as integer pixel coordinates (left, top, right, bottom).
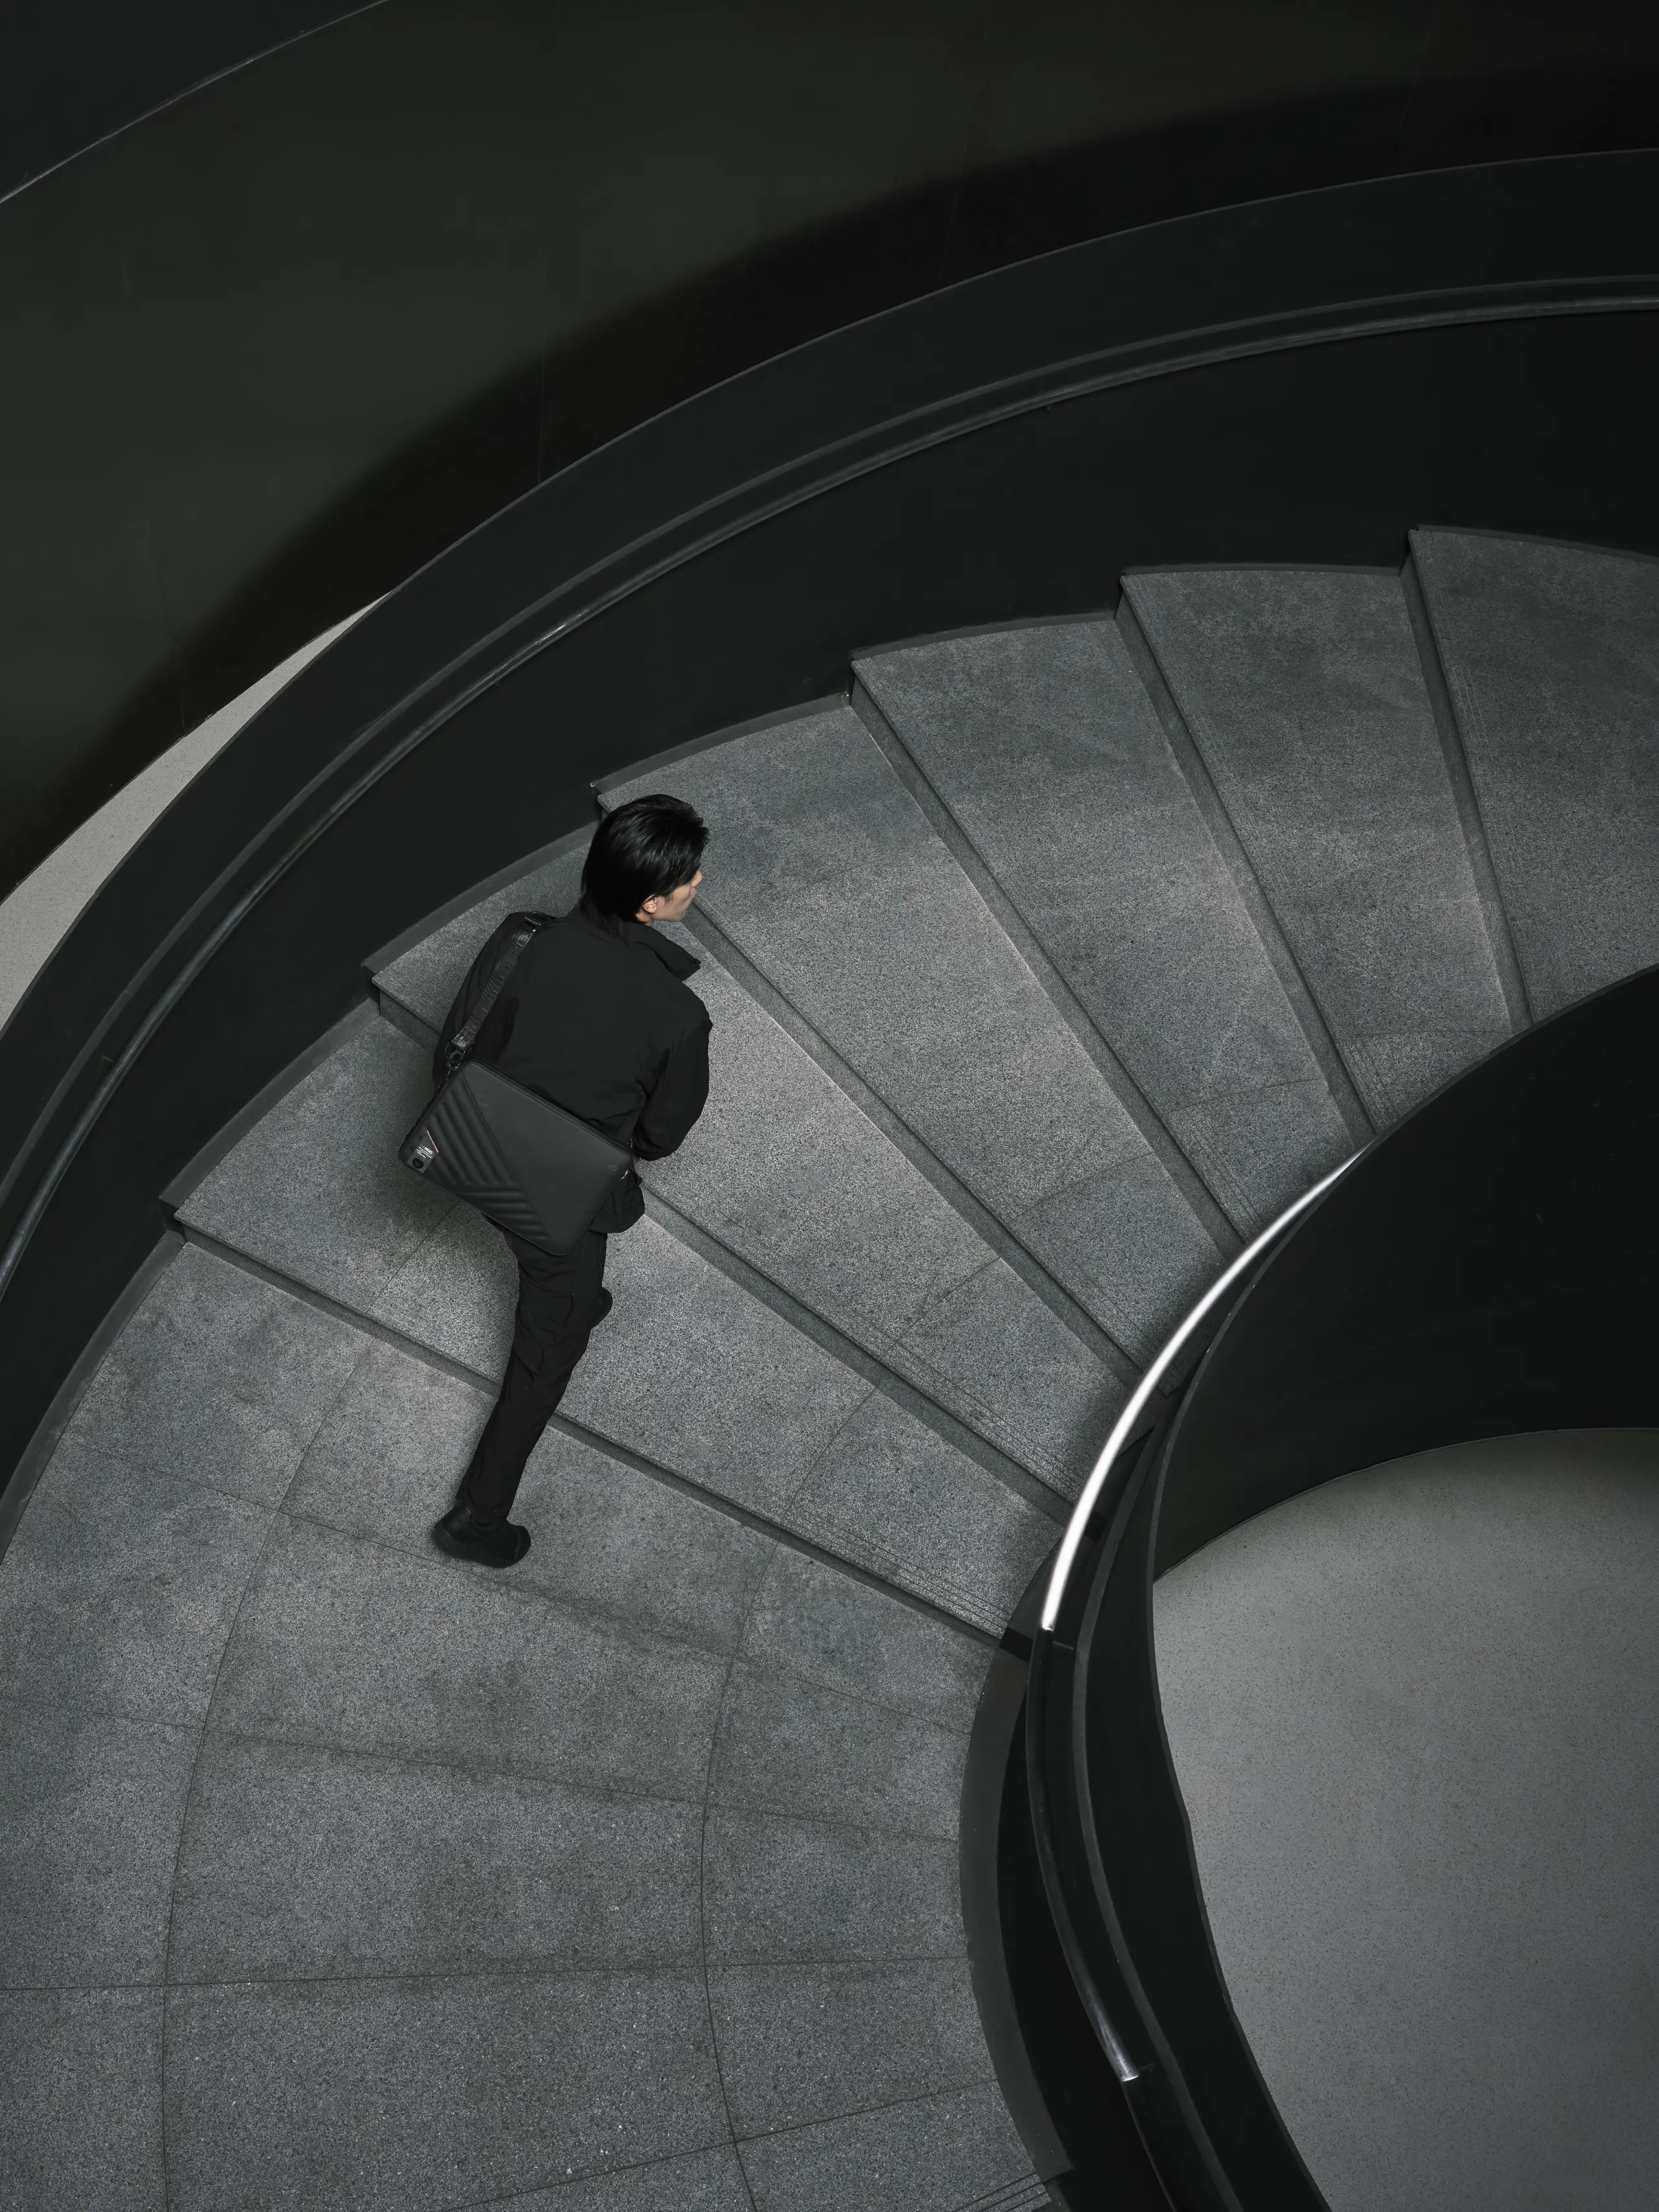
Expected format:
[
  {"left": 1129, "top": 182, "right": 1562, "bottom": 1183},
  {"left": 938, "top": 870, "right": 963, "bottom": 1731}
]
[{"left": 432, "top": 1502, "right": 531, "bottom": 1569}]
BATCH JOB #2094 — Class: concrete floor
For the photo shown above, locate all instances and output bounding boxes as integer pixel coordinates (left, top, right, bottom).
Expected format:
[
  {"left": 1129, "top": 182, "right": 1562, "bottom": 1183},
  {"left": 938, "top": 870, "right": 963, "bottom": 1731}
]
[{"left": 1155, "top": 1430, "right": 1659, "bottom": 2212}]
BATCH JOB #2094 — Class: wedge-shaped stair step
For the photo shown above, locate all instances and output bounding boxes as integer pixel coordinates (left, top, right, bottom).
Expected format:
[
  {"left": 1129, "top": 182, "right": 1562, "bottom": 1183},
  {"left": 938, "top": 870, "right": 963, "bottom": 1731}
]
[
  {"left": 376, "top": 850, "right": 1119, "bottom": 1495},
  {"left": 857, "top": 619, "right": 1352, "bottom": 1232},
  {"left": 1124, "top": 568, "right": 1515, "bottom": 1124},
  {"left": 176, "top": 1019, "right": 1057, "bottom": 1633},
  {"left": 610, "top": 707, "right": 1222, "bottom": 1363},
  {"left": 1411, "top": 529, "right": 1659, "bottom": 1020}
]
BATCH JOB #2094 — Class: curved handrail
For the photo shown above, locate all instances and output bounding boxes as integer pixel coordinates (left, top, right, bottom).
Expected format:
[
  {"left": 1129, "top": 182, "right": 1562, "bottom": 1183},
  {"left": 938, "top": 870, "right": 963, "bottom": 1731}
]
[{"left": 1039, "top": 1155, "right": 1358, "bottom": 1633}]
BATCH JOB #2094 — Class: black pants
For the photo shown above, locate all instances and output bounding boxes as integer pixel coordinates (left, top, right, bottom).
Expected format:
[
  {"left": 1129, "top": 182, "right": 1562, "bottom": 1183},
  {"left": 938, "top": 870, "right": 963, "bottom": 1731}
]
[{"left": 459, "top": 1226, "right": 611, "bottom": 1525}]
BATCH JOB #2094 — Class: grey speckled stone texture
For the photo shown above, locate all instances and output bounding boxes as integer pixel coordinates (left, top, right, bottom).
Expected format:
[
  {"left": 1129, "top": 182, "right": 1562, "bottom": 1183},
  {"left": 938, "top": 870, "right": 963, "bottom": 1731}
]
[
  {"left": 0, "top": 1987, "right": 165, "bottom": 2211},
  {"left": 168, "top": 1731, "right": 701, "bottom": 1983},
  {"left": 736, "top": 2080, "right": 1039, "bottom": 2212},
  {"left": 209, "top": 1514, "right": 728, "bottom": 1797},
  {"left": 1412, "top": 530, "right": 1659, "bottom": 1019},
  {"left": 0, "top": 1430, "right": 270, "bottom": 1725},
  {"left": 164, "top": 1968, "right": 726, "bottom": 2212},
  {"left": 479, "top": 2147, "right": 755, "bottom": 2210},
  {"left": 859, "top": 622, "right": 1351, "bottom": 1228},
  {"left": 178, "top": 1012, "right": 458, "bottom": 1311},
  {"left": 709, "top": 1956, "right": 992, "bottom": 2136},
  {"left": 699, "top": 1549, "right": 1034, "bottom": 2212},
  {"left": 1156, "top": 1431, "right": 1659, "bottom": 2212},
  {"left": 69, "top": 1242, "right": 366, "bottom": 1508},
  {"left": 652, "top": 939, "right": 1116, "bottom": 1493},
  {"left": 0, "top": 1707, "right": 196, "bottom": 1987},
  {"left": 612, "top": 708, "right": 1220, "bottom": 1358},
  {"left": 283, "top": 1337, "right": 772, "bottom": 1656},
  {"left": 1125, "top": 570, "right": 1514, "bottom": 1123}
]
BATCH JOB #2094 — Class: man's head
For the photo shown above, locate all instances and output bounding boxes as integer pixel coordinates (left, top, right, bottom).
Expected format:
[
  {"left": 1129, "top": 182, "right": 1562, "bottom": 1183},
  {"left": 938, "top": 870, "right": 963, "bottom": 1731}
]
[{"left": 581, "top": 794, "right": 708, "bottom": 929}]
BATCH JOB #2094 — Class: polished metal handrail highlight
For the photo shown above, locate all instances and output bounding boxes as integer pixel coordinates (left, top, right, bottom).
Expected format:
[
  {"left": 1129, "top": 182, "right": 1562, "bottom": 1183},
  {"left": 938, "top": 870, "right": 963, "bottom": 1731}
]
[{"left": 1039, "top": 1157, "right": 1357, "bottom": 1633}]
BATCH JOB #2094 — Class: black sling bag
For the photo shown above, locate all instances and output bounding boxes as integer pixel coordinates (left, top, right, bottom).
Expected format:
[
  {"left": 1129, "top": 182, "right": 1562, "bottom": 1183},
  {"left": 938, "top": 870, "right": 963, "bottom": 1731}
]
[{"left": 397, "top": 914, "right": 634, "bottom": 1254}]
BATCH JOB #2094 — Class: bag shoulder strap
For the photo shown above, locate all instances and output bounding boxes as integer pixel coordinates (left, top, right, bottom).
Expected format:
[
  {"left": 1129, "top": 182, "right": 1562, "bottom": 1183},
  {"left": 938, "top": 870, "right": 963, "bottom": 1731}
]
[{"left": 444, "top": 912, "right": 552, "bottom": 1072}]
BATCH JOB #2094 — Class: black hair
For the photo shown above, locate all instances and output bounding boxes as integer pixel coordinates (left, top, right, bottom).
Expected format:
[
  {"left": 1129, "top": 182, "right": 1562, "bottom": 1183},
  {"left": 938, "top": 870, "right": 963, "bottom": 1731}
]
[{"left": 580, "top": 793, "right": 708, "bottom": 926}]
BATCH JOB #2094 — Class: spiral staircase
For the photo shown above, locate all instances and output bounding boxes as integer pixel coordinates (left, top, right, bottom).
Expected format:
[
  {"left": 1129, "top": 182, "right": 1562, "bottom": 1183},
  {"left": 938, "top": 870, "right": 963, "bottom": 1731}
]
[{"left": 3, "top": 525, "right": 1657, "bottom": 2209}]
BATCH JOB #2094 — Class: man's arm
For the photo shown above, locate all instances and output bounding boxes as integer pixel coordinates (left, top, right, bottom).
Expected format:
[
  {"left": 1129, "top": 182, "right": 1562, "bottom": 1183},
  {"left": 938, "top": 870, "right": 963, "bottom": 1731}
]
[{"left": 631, "top": 1015, "right": 712, "bottom": 1160}]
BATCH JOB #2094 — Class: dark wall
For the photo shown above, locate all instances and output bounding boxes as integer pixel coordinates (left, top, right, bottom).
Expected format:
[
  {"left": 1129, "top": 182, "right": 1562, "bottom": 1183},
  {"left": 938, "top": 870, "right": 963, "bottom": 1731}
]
[
  {"left": 0, "top": 1, "right": 375, "bottom": 200},
  {"left": 6, "top": 0, "right": 1659, "bottom": 897}
]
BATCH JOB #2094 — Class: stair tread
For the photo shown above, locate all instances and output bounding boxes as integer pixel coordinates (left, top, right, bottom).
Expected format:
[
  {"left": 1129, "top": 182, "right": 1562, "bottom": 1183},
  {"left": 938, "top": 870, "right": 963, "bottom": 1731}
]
[
  {"left": 610, "top": 706, "right": 1223, "bottom": 1363},
  {"left": 1125, "top": 567, "right": 1516, "bottom": 1124},
  {"left": 1412, "top": 529, "right": 1659, "bottom": 1020},
  {"left": 857, "top": 619, "right": 1353, "bottom": 1232}
]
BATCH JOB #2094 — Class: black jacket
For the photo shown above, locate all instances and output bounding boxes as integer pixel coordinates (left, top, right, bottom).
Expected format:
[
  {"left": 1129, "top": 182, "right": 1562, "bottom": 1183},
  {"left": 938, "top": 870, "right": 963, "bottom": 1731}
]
[{"left": 435, "top": 904, "right": 712, "bottom": 1233}]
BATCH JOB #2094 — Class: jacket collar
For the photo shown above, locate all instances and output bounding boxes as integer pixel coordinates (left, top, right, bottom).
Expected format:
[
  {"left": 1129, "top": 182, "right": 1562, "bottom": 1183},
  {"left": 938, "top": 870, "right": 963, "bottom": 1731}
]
[{"left": 575, "top": 906, "right": 700, "bottom": 979}]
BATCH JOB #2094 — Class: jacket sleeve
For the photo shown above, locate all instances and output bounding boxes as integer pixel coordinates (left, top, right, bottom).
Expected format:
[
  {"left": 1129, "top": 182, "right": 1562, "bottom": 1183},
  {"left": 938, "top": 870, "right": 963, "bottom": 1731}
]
[
  {"left": 631, "top": 1013, "right": 712, "bottom": 1160},
  {"left": 431, "top": 916, "right": 528, "bottom": 1089}
]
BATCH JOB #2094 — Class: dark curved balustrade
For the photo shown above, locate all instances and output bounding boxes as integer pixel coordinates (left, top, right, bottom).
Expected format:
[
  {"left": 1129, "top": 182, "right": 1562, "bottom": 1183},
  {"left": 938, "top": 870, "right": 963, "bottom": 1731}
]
[{"left": 1014, "top": 965, "right": 1659, "bottom": 2207}]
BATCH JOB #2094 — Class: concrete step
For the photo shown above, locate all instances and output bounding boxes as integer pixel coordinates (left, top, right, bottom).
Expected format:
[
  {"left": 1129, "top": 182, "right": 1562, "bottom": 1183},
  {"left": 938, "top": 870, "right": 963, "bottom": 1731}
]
[
  {"left": 855, "top": 619, "right": 1353, "bottom": 1234},
  {"left": 173, "top": 1016, "right": 1060, "bottom": 1634},
  {"left": 1410, "top": 528, "right": 1659, "bottom": 1020},
  {"left": 1, "top": 1238, "right": 1040, "bottom": 2211},
  {"left": 376, "top": 850, "right": 1119, "bottom": 1497},
  {"left": 1122, "top": 567, "right": 1517, "bottom": 1125},
  {"left": 609, "top": 706, "right": 1224, "bottom": 1365}
]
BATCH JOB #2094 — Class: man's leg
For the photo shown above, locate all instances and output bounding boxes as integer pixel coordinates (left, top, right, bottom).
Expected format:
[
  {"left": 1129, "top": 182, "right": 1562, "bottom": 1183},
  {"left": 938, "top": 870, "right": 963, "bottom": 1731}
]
[{"left": 456, "top": 1227, "right": 610, "bottom": 1528}]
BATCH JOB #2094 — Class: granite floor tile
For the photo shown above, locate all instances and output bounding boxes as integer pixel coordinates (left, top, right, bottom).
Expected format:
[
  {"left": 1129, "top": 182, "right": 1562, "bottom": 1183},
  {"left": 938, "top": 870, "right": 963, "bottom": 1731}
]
[
  {"left": 562, "top": 1217, "right": 871, "bottom": 1523},
  {"left": 178, "top": 1015, "right": 455, "bottom": 1313},
  {"left": 708, "top": 1957, "right": 991, "bottom": 2137},
  {"left": 702, "top": 1808, "right": 964, "bottom": 1966},
  {"left": 736, "top": 2080, "right": 1036, "bottom": 2212},
  {"left": 646, "top": 945, "right": 1115, "bottom": 1489},
  {"left": 165, "top": 1968, "right": 726, "bottom": 2212},
  {"left": 169, "top": 1731, "right": 702, "bottom": 1983},
  {"left": 859, "top": 620, "right": 1353, "bottom": 1226},
  {"left": 0, "top": 1707, "right": 196, "bottom": 1987},
  {"left": 785, "top": 1392, "right": 1056, "bottom": 1634},
  {"left": 0, "top": 1431, "right": 271, "bottom": 1725},
  {"left": 69, "top": 1243, "right": 367, "bottom": 1508},
  {"left": 1413, "top": 529, "right": 1659, "bottom": 1020},
  {"left": 369, "top": 1191, "right": 518, "bottom": 1374},
  {"left": 1124, "top": 568, "right": 1513, "bottom": 1127},
  {"left": 283, "top": 1339, "right": 773, "bottom": 1656},
  {"left": 0, "top": 1986, "right": 165, "bottom": 2211},
  {"left": 209, "top": 1515, "right": 726, "bottom": 1799},
  {"left": 469, "top": 2145, "right": 753, "bottom": 2210},
  {"left": 708, "top": 1659, "right": 968, "bottom": 1839},
  {"left": 740, "top": 1549, "right": 990, "bottom": 1727}
]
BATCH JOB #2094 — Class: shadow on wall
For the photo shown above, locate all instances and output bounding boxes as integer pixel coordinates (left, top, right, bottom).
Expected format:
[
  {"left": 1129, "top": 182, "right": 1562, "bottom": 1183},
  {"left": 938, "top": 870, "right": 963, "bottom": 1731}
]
[{"left": 5, "top": 24, "right": 1659, "bottom": 898}]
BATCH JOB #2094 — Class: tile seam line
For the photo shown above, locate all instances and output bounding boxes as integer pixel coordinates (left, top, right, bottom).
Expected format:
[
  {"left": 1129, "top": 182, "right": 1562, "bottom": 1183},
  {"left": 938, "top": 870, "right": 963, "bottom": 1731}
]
[
  {"left": 172, "top": 1709, "right": 972, "bottom": 1841},
  {"left": 437, "top": 2130, "right": 743, "bottom": 2212},
  {"left": 701, "top": 1624, "right": 761, "bottom": 2204},
  {"left": 152, "top": 1322, "right": 375, "bottom": 2208},
  {"left": 1113, "top": 583, "right": 1376, "bottom": 1143},
  {"left": 848, "top": 677, "right": 1240, "bottom": 1256},
  {"left": 727, "top": 2064, "right": 1003, "bottom": 2149},
  {"left": 1401, "top": 539, "right": 1535, "bottom": 1030},
  {"left": 638, "top": 1181, "right": 1073, "bottom": 1516},
  {"left": 671, "top": 897, "right": 1139, "bottom": 1381},
  {"left": 166, "top": 1223, "right": 999, "bottom": 1648}
]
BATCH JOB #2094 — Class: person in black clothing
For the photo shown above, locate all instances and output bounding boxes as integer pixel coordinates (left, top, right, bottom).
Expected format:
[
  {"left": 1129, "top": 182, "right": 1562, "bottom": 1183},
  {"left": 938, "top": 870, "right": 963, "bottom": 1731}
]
[{"left": 432, "top": 794, "right": 712, "bottom": 1569}]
